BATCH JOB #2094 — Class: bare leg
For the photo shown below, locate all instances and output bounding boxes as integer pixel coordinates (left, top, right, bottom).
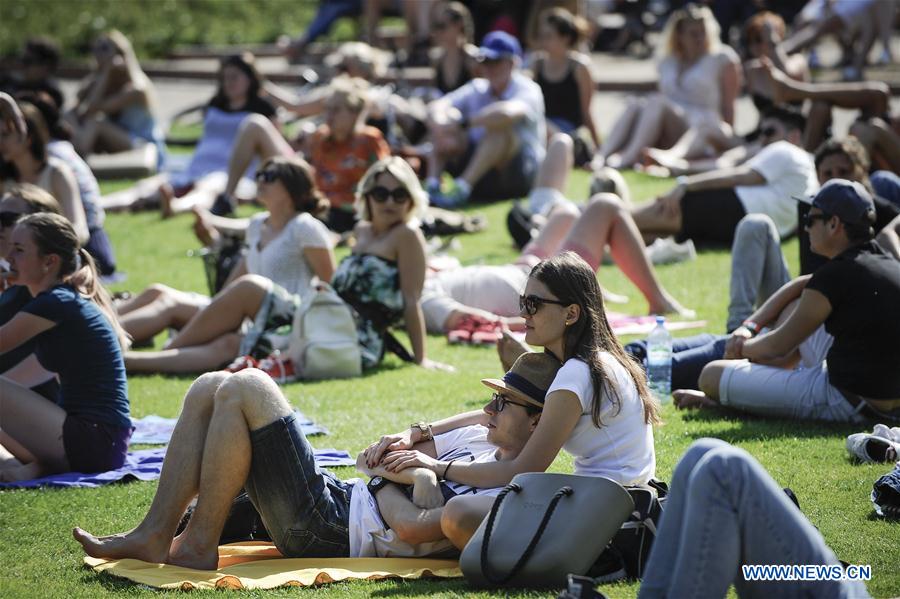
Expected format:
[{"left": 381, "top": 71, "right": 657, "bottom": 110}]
[
  {"left": 458, "top": 128, "right": 521, "bottom": 189},
  {"left": 168, "top": 369, "right": 294, "bottom": 569},
  {"left": 73, "top": 372, "right": 228, "bottom": 562},
  {"left": 597, "top": 100, "right": 642, "bottom": 165},
  {"left": 125, "top": 334, "right": 242, "bottom": 374},
  {"left": 630, "top": 199, "right": 683, "bottom": 237},
  {"left": 166, "top": 275, "right": 270, "bottom": 350},
  {"left": 534, "top": 133, "right": 573, "bottom": 191},
  {"left": 761, "top": 58, "right": 889, "bottom": 113},
  {"left": 563, "top": 194, "right": 693, "bottom": 316},
  {"left": 0, "top": 378, "right": 68, "bottom": 477},
  {"left": 118, "top": 285, "right": 207, "bottom": 343},
  {"left": 615, "top": 95, "right": 688, "bottom": 168},
  {"left": 440, "top": 494, "right": 496, "bottom": 550},
  {"left": 164, "top": 174, "right": 224, "bottom": 216},
  {"left": 523, "top": 202, "right": 581, "bottom": 258},
  {"left": 98, "top": 174, "right": 169, "bottom": 212},
  {"left": 803, "top": 100, "right": 832, "bottom": 152},
  {"left": 223, "top": 115, "right": 293, "bottom": 197},
  {"left": 850, "top": 118, "right": 900, "bottom": 173},
  {"left": 94, "top": 119, "right": 138, "bottom": 153}
]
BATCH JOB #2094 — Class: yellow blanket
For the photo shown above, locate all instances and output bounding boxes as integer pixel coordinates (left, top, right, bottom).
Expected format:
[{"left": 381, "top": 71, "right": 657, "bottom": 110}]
[{"left": 84, "top": 542, "right": 462, "bottom": 590}]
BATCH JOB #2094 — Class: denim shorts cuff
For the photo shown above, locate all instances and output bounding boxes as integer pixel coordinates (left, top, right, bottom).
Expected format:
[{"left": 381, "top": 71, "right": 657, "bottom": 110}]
[{"left": 249, "top": 412, "right": 298, "bottom": 446}]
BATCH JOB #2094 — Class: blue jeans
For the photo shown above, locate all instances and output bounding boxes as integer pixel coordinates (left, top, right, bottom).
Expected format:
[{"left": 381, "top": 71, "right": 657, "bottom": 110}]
[
  {"left": 625, "top": 334, "right": 726, "bottom": 390},
  {"left": 638, "top": 439, "right": 871, "bottom": 599},
  {"left": 245, "top": 412, "right": 353, "bottom": 557}
]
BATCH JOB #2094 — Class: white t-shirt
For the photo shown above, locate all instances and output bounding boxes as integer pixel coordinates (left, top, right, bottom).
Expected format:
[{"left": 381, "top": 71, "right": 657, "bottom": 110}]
[
  {"left": 735, "top": 141, "right": 819, "bottom": 238},
  {"left": 348, "top": 425, "right": 502, "bottom": 558},
  {"left": 244, "top": 212, "right": 333, "bottom": 297},
  {"left": 546, "top": 354, "right": 655, "bottom": 486}
]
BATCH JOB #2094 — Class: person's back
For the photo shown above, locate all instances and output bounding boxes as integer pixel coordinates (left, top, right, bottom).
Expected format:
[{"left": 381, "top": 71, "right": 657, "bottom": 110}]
[{"left": 307, "top": 124, "right": 389, "bottom": 211}]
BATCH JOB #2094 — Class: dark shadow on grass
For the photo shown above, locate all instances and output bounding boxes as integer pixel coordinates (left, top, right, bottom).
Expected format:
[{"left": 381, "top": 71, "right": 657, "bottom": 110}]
[
  {"left": 676, "top": 408, "right": 864, "bottom": 443},
  {"left": 368, "top": 577, "right": 553, "bottom": 596}
]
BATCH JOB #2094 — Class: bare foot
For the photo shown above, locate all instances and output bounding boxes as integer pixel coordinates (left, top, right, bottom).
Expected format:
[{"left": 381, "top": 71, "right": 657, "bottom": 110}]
[
  {"left": 650, "top": 295, "right": 696, "bottom": 319},
  {"left": 159, "top": 183, "right": 175, "bottom": 219},
  {"left": 672, "top": 389, "right": 718, "bottom": 410},
  {"left": 167, "top": 534, "right": 219, "bottom": 570},
  {"left": 497, "top": 331, "right": 529, "bottom": 371},
  {"left": 601, "top": 288, "right": 629, "bottom": 305},
  {"left": 73, "top": 526, "right": 172, "bottom": 563}
]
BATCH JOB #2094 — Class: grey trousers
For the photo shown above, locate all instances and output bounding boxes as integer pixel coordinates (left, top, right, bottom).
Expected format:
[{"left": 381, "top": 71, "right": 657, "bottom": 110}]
[{"left": 726, "top": 214, "right": 791, "bottom": 332}]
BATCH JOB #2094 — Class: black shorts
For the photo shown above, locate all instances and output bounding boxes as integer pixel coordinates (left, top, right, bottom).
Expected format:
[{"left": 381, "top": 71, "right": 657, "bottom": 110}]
[
  {"left": 63, "top": 414, "right": 132, "bottom": 473},
  {"left": 447, "top": 140, "right": 538, "bottom": 201},
  {"left": 677, "top": 189, "right": 747, "bottom": 246}
]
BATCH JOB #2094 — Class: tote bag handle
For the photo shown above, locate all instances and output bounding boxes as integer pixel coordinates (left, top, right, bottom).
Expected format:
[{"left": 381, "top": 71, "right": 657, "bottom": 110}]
[{"left": 479, "top": 482, "right": 574, "bottom": 585}]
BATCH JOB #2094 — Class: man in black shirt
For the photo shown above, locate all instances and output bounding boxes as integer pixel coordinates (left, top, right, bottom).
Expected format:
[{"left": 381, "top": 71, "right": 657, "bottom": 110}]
[{"left": 675, "top": 179, "right": 900, "bottom": 423}]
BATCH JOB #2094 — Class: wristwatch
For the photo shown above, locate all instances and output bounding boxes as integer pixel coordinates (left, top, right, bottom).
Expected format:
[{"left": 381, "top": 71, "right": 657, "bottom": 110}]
[
  {"left": 410, "top": 422, "right": 433, "bottom": 442},
  {"left": 367, "top": 476, "right": 391, "bottom": 495}
]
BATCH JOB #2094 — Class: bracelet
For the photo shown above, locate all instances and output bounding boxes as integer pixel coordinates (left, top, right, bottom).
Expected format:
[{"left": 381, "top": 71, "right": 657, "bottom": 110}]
[
  {"left": 741, "top": 320, "right": 761, "bottom": 336},
  {"left": 442, "top": 460, "right": 456, "bottom": 480}
]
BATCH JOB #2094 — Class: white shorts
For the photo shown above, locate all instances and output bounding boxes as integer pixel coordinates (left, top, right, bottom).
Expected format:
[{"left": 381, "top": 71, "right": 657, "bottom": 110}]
[{"left": 718, "top": 326, "right": 866, "bottom": 423}]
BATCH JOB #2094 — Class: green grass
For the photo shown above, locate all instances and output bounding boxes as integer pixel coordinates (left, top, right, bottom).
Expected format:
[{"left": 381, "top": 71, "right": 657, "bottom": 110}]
[{"left": 2, "top": 170, "right": 898, "bottom": 598}]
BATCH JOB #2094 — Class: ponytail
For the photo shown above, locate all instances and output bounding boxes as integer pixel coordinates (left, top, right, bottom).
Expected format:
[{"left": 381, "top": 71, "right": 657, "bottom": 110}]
[{"left": 65, "top": 248, "right": 131, "bottom": 350}]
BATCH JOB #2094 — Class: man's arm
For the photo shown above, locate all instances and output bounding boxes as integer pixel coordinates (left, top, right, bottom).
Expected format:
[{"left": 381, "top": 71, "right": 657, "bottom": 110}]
[
  {"left": 742, "top": 288, "right": 831, "bottom": 362},
  {"left": 679, "top": 165, "right": 765, "bottom": 192},
  {"left": 356, "top": 440, "right": 444, "bottom": 509},
  {"left": 373, "top": 485, "right": 446, "bottom": 545},
  {"left": 471, "top": 100, "right": 528, "bottom": 131}
]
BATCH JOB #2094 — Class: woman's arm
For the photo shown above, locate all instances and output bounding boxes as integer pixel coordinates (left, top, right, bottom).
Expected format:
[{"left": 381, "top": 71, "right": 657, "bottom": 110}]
[
  {"left": 262, "top": 81, "right": 328, "bottom": 117},
  {"left": 741, "top": 288, "right": 831, "bottom": 362},
  {"left": 719, "top": 56, "right": 742, "bottom": 127},
  {"left": 574, "top": 58, "right": 601, "bottom": 147},
  {"left": 395, "top": 225, "right": 428, "bottom": 364},
  {"left": 50, "top": 165, "right": 90, "bottom": 245},
  {"left": 0, "top": 313, "right": 55, "bottom": 355},
  {"left": 385, "top": 391, "right": 583, "bottom": 489},
  {"left": 95, "top": 84, "right": 148, "bottom": 115},
  {"left": 303, "top": 246, "right": 336, "bottom": 283}
]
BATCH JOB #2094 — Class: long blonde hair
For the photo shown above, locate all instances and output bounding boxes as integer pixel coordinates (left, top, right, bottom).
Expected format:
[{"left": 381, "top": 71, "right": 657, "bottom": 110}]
[
  {"left": 658, "top": 3, "right": 721, "bottom": 60},
  {"left": 105, "top": 30, "right": 158, "bottom": 115}
]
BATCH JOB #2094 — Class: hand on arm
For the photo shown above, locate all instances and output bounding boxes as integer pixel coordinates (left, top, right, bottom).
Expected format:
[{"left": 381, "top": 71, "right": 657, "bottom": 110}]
[
  {"left": 363, "top": 410, "right": 488, "bottom": 468},
  {"left": 742, "top": 288, "right": 830, "bottom": 362}
]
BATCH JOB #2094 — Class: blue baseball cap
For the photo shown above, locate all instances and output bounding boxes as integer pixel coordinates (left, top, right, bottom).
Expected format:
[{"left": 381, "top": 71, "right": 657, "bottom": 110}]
[
  {"left": 477, "top": 31, "right": 522, "bottom": 61},
  {"left": 810, "top": 179, "right": 875, "bottom": 226}
]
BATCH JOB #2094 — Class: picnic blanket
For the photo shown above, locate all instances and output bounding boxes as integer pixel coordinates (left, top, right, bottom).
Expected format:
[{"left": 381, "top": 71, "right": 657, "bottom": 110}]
[
  {"left": 84, "top": 542, "right": 461, "bottom": 590},
  {"left": 130, "top": 411, "right": 328, "bottom": 445},
  {"left": 0, "top": 447, "right": 355, "bottom": 490},
  {"left": 607, "top": 312, "right": 707, "bottom": 336}
]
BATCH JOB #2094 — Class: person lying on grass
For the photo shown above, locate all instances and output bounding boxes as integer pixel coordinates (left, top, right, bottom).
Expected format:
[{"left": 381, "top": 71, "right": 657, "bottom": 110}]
[
  {"left": 673, "top": 179, "right": 900, "bottom": 424},
  {"left": 73, "top": 352, "right": 560, "bottom": 568},
  {"left": 365, "top": 252, "right": 659, "bottom": 549}
]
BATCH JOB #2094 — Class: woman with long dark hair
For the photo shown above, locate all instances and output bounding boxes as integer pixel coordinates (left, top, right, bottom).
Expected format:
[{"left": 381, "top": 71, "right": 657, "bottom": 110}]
[
  {"left": 364, "top": 251, "right": 658, "bottom": 548},
  {"left": 0, "top": 212, "right": 130, "bottom": 481}
]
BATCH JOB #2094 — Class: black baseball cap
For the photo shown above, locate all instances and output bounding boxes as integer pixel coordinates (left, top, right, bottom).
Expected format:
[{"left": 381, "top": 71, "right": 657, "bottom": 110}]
[{"left": 808, "top": 179, "right": 875, "bottom": 226}]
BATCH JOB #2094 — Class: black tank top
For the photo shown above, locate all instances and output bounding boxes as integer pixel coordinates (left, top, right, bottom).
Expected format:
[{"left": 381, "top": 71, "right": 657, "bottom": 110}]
[
  {"left": 535, "top": 58, "right": 583, "bottom": 128},
  {"left": 435, "top": 57, "right": 473, "bottom": 95}
]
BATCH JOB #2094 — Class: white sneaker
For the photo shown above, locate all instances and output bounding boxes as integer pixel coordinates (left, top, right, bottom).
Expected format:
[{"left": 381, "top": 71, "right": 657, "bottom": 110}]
[
  {"left": 872, "top": 424, "right": 900, "bottom": 443},
  {"left": 646, "top": 237, "right": 697, "bottom": 265},
  {"left": 846, "top": 432, "right": 900, "bottom": 463}
]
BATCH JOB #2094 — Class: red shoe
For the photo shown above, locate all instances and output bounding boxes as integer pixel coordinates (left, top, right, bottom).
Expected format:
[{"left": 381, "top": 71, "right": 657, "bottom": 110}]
[
  {"left": 447, "top": 316, "right": 477, "bottom": 344},
  {"left": 470, "top": 319, "right": 503, "bottom": 345},
  {"left": 258, "top": 351, "right": 298, "bottom": 384},
  {"left": 224, "top": 355, "right": 258, "bottom": 373}
]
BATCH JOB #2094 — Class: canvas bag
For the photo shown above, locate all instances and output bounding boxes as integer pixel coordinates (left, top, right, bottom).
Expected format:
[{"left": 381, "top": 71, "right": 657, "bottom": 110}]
[
  {"left": 460, "top": 473, "right": 634, "bottom": 589},
  {"left": 287, "top": 283, "right": 362, "bottom": 380}
]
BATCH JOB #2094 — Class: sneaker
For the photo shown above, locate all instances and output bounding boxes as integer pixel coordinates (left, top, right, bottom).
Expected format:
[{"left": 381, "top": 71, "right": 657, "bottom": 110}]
[
  {"left": 224, "top": 355, "right": 258, "bottom": 373},
  {"left": 447, "top": 316, "right": 476, "bottom": 344},
  {"left": 646, "top": 237, "right": 696, "bottom": 265},
  {"left": 258, "top": 351, "right": 298, "bottom": 384},
  {"left": 846, "top": 432, "right": 900, "bottom": 463},
  {"left": 210, "top": 192, "right": 236, "bottom": 217},
  {"left": 429, "top": 187, "right": 468, "bottom": 209},
  {"left": 872, "top": 424, "right": 900, "bottom": 443}
]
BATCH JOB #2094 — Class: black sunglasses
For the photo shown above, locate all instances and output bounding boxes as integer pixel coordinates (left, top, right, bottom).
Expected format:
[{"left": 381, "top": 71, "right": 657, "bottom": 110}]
[
  {"left": 368, "top": 186, "right": 412, "bottom": 204},
  {"left": 0, "top": 211, "right": 21, "bottom": 229},
  {"left": 255, "top": 169, "right": 280, "bottom": 184},
  {"left": 519, "top": 294, "right": 569, "bottom": 316},
  {"left": 432, "top": 20, "right": 450, "bottom": 31},
  {"left": 803, "top": 212, "right": 832, "bottom": 228},
  {"left": 490, "top": 392, "right": 532, "bottom": 413},
  {"left": 759, "top": 125, "right": 778, "bottom": 138}
]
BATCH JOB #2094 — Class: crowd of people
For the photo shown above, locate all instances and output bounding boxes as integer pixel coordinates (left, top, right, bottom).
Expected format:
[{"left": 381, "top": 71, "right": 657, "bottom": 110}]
[{"left": 2, "top": 1, "right": 899, "bottom": 596}]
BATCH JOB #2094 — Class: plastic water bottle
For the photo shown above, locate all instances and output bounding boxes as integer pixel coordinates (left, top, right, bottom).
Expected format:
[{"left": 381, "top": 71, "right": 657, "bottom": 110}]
[{"left": 647, "top": 316, "right": 673, "bottom": 403}]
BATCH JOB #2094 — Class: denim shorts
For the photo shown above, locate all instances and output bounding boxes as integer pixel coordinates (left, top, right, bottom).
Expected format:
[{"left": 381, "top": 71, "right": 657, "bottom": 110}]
[{"left": 244, "top": 412, "right": 353, "bottom": 558}]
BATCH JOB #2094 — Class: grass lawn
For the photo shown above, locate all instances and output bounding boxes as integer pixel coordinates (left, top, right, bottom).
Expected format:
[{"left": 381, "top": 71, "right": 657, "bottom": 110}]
[{"left": 1, "top": 170, "right": 897, "bottom": 598}]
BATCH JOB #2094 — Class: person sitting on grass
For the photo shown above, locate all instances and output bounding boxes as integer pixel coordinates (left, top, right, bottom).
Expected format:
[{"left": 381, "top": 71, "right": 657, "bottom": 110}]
[
  {"left": 73, "top": 351, "right": 560, "bottom": 567},
  {"left": 0, "top": 212, "right": 131, "bottom": 482},
  {"left": 637, "top": 438, "right": 871, "bottom": 599},
  {"left": 424, "top": 30, "right": 545, "bottom": 209},
  {"left": 632, "top": 106, "right": 817, "bottom": 248},
  {"left": 674, "top": 180, "right": 900, "bottom": 424},
  {"left": 118, "top": 157, "right": 335, "bottom": 366},
  {"left": 99, "top": 53, "right": 276, "bottom": 218},
  {"left": 365, "top": 252, "right": 659, "bottom": 549}
]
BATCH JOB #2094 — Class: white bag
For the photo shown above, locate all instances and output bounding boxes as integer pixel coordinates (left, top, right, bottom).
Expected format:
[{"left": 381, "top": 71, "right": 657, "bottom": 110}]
[{"left": 287, "top": 284, "right": 362, "bottom": 380}]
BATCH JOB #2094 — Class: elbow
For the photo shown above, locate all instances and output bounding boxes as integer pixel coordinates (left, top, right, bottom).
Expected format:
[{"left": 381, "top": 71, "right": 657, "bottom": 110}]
[{"left": 392, "top": 515, "right": 429, "bottom": 545}]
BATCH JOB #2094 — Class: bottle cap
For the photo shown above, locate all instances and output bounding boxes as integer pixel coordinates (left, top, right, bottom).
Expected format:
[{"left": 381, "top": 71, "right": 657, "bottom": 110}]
[{"left": 655, "top": 316, "right": 665, "bottom": 324}]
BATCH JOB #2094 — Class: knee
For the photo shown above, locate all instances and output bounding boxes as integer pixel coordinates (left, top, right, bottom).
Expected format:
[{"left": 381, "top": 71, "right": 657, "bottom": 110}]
[
  {"left": 674, "top": 438, "right": 732, "bottom": 481},
  {"left": 698, "top": 360, "right": 727, "bottom": 397},
  {"left": 229, "top": 273, "right": 270, "bottom": 294},
  {"left": 213, "top": 367, "right": 272, "bottom": 408},
  {"left": 240, "top": 113, "right": 271, "bottom": 134},
  {"left": 547, "top": 132, "right": 573, "bottom": 156},
  {"left": 440, "top": 497, "right": 468, "bottom": 544},
  {"left": 584, "top": 192, "right": 624, "bottom": 221},
  {"left": 143, "top": 283, "right": 174, "bottom": 303},
  {"left": 734, "top": 214, "right": 778, "bottom": 243}
]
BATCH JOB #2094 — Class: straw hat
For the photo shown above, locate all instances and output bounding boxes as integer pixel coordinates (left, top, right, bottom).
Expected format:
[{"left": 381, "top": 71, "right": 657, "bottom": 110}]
[{"left": 481, "top": 352, "right": 562, "bottom": 409}]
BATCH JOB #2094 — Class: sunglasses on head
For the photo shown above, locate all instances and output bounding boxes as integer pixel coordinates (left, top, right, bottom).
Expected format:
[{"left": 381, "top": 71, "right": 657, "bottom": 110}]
[
  {"left": 255, "top": 169, "right": 280, "bottom": 184},
  {"left": 490, "top": 392, "right": 532, "bottom": 413},
  {"left": 519, "top": 294, "right": 569, "bottom": 316},
  {"left": 803, "top": 212, "right": 832, "bottom": 228},
  {"left": 0, "top": 211, "right": 21, "bottom": 229},
  {"left": 368, "top": 186, "right": 412, "bottom": 204}
]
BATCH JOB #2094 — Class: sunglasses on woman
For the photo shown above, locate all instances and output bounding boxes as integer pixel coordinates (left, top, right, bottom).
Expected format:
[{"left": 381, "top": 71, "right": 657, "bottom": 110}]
[
  {"left": 368, "top": 186, "right": 412, "bottom": 204},
  {"left": 519, "top": 294, "right": 569, "bottom": 316},
  {"left": 0, "top": 211, "right": 21, "bottom": 229},
  {"left": 490, "top": 392, "right": 531, "bottom": 413},
  {"left": 255, "top": 169, "right": 280, "bottom": 183}
]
